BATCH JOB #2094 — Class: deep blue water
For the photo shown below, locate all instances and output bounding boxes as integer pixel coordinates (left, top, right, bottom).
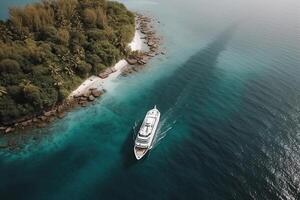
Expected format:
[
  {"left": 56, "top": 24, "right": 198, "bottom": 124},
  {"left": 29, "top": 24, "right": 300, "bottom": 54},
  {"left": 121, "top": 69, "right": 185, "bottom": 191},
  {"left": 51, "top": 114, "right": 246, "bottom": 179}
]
[{"left": 1, "top": 0, "right": 300, "bottom": 199}]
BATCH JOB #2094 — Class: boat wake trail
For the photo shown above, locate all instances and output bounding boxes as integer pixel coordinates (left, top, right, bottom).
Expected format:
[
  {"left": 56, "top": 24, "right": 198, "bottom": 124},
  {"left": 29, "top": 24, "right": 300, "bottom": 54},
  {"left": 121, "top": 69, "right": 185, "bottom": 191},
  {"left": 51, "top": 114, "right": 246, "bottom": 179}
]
[
  {"left": 152, "top": 118, "right": 176, "bottom": 148},
  {"left": 151, "top": 106, "right": 179, "bottom": 148}
]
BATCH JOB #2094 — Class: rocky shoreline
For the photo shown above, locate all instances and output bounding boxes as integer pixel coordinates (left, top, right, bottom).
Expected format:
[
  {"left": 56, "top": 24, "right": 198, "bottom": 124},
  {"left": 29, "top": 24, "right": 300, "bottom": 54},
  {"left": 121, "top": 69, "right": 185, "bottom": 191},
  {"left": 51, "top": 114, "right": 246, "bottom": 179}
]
[
  {"left": 0, "top": 87, "right": 104, "bottom": 135},
  {"left": 122, "top": 13, "right": 164, "bottom": 75},
  {"left": 0, "top": 13, "right": 163, "bottom": 136}
]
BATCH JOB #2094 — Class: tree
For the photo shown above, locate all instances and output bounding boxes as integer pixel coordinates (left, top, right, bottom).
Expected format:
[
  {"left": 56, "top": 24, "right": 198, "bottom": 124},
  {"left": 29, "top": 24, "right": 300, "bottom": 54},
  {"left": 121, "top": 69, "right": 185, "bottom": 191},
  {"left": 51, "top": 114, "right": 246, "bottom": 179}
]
[
  {"left": 83, "top": 8, "right": 97, "bottom": 26},
  {"left": 57, "top": 28, "right": 70, "bottom": 45},
  {"left": 90, "top": 40, "right": 121, "bottom": 67},
  {"left": 119, "top": 25, "right": 135, "bottom": 44},
  {"left": 9, "top": 7, "right": 23, "bottom": 31},
  {"left": 6, "top": 85, "right": 22, "bottom": 100},
  {"left": 55, "top": 0, "right": 78, "bottom": 20},
  {"left": 19, "top": 80, "right": 43, "bottom": 107},
  {"left": 95, "top": 7, "right": 107, "bottom": 28}
]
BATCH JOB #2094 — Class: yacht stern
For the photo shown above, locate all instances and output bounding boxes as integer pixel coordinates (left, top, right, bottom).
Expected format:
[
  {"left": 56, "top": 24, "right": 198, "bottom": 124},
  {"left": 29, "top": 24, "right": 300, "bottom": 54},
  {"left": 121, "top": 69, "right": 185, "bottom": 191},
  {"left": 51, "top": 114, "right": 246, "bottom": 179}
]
[{"left": 134, "top": 146, "right": 148, "bottom": 160}]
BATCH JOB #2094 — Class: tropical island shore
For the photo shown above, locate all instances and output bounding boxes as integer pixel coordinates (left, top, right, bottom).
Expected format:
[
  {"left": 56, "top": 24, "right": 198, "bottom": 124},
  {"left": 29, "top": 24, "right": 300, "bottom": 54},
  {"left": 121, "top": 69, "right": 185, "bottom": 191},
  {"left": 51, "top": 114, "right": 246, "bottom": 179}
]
[
  {"left": 0, "top": 0, "right": 162, "bottom": 135},
  {"left": 69, "top": 25, "right": 146, "bottom": 99},
  {"left": 69, "top": 14, "right": 162, "bottom": 99}
]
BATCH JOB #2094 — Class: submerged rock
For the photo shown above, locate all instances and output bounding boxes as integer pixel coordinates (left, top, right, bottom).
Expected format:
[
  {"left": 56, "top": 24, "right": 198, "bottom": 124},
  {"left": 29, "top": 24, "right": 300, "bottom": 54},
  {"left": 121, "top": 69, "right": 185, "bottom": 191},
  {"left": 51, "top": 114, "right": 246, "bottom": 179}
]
[
  {"left": 37, "top": 123, "right": 47, "bottom": 128},
  {"left": 88, "top": 95, "right": 95, "bottom": 101},
  {"left": 0, "top": 142, "right": 8, "bottom": 148},
  {"left": 81, "top": 102, "right": 88, "bottom": 107},
  {"left": 58, "top": 113, "right": 65, "bottom": 119},
  {"left": 5, "top": 127, "right": 14, "bottom": 133},
  {"left": 98, "top": 73, "right": 109, "bottom": 79}
]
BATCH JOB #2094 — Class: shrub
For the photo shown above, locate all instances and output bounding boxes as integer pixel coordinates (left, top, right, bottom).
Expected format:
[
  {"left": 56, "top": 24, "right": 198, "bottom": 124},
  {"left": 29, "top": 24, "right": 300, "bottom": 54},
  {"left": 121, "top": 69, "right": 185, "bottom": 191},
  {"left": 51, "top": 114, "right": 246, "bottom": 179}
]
[
  {"left": 51, "top": 44, "right": 69, "bottom": 56},
  {"left": 95, "top": 7, "right": 107, "bottom": 28},
  {"left": 92, "top": 63, "right": 106, "bottom": 74},
  {"left": 76, "top": 62, "right": 92, "bottom": 77},
  {"left": 9, "top": 4, "right": 54, "bottom": 32},
  {"left": 86, "top": 53, "right": 102, "bottom": 65},
  {"left": 86, "top": 29, "right": 106, "bottom": 41},
  {"left": 8, "top": 7, "right": 23, "bottom": 31},
  {"left": 56, "top": 0, "right": 78, "bottom": 20},
  {"left": 40, "top": 26, "right": 57, "bottom": 41},
  {"left": 32, "top": 65, "right": 49, "bottom": 76},
  {"left": 6, "top": 85, "right": 23, "bottom": 102},
  {"left": 70, "top": 31, "right": 86, "bottom": 45},
  {"left": 94, "top": 40, "right": 121, "bottom": 66},
  {"left": 0, "top": 59, "right": 21, "bottom": 73},
  {"left": 57, "top": 28, "right": 70, "bottom": 45},
  {"left": 118, "top": 25, "right": 135, "bottom": 44},
  {"left": 21, "top": 82, "right": 43, "bottom": 107},
  {"left": 58, "top": 87, "right": 69, "bottom": 101},
  {"left": 0, "top": 96, "right": 22, "bottom": 122}
]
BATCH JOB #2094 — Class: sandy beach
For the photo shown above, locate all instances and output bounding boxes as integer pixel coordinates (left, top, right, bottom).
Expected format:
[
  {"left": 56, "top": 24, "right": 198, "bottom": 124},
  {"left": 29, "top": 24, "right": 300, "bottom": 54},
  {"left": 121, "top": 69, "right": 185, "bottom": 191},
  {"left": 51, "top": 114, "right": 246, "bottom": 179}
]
[{"left": 69, "top": 30, "right": 146, "bottom": 98}]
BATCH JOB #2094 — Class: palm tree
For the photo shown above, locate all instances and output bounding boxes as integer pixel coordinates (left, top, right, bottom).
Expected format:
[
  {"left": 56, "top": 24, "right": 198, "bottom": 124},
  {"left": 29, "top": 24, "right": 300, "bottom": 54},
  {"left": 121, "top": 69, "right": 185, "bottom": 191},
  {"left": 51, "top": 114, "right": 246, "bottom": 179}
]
[
  {"left": 0, "top": 86, "right": 7, "bottom": 97},
  {"left": 19, "top": 80, "right": 35, "bottom": 93}
]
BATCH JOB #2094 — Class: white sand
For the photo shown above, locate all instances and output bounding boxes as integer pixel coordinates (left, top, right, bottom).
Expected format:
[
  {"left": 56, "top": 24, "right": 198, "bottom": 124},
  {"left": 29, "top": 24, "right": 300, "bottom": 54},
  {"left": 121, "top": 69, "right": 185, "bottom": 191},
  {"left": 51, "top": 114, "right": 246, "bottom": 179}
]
[
  {"left": 129, "top": 30, "right": 145, "bottom": 51},
  {"left": 69, "top": 30, "right": 146, "bottom": 98}
]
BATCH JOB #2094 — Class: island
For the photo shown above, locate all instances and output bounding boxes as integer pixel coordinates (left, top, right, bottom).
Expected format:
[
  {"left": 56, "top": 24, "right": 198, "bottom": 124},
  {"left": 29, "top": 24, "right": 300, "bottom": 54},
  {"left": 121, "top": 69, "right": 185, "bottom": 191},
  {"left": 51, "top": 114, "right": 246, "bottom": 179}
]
[{"left": 0, "top": 0, "right": 162, "bottom": 134}]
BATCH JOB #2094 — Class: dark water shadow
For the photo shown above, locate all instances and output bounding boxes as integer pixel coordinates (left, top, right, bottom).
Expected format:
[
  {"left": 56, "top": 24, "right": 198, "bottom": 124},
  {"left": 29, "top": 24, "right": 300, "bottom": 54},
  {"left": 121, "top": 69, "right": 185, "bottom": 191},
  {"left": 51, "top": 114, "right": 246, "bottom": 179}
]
[
  {"left": 152, "top": 23, "right": 238, "bottom": 117},
  {"left": 91, "top": 24, "right": 239, "bottom": 199}
]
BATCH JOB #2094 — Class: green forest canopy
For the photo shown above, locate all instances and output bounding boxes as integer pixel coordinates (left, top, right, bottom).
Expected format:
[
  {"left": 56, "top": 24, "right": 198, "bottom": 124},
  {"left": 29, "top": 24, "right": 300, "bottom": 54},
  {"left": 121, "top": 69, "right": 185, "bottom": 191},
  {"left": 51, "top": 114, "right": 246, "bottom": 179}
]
[{"left": 0, "top": 0, "right": 135, "bottom": 124}]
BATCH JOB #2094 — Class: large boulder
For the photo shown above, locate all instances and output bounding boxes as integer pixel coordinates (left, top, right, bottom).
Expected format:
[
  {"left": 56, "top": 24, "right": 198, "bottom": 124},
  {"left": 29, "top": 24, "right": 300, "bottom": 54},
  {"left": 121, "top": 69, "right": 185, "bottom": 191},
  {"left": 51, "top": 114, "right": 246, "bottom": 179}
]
[
  {"left": 91, "top": 90, "right": 102, "bottom": 97},
  {"left": 37, "top": 123, "right": 47, "bottom": 128},
  {"left": 39, "top": 116, "right": 48, "bottom": 121},
  {"left": 88, "top": 95, "right": 95, "bottom": 101},
  {"left": 21, "top": 119, "right": 32, "bottom": 127},
  {"left": 83, "top": 91, "right": 91, "bottom": 97},
  {"left": 98, "top": 72, "right": 109, "bottom": 79},
  {"left": 146, "top": 52, "right": 156, "bottom": 57},
  {"left": 58, "top": 113, "right": 65, "bottom": 119},
  {"left": 126, "top": 58, "right": 138, "bottom": 65}
]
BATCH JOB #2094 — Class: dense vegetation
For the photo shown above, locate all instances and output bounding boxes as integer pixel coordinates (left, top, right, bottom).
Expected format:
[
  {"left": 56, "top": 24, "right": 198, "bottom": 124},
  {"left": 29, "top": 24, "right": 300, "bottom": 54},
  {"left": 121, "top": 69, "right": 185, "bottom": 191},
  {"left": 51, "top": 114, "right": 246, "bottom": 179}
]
[{"left": 0, "top": 0, "right": 135, "bottom": 124}]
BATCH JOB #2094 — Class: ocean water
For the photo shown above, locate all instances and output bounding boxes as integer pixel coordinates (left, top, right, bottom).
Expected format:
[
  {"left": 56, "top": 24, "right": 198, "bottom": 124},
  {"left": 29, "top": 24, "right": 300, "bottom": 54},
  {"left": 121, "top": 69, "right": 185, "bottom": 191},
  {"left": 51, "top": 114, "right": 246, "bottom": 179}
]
[{"left": 1, "top": 0, "right": 300, "bottom": 199}]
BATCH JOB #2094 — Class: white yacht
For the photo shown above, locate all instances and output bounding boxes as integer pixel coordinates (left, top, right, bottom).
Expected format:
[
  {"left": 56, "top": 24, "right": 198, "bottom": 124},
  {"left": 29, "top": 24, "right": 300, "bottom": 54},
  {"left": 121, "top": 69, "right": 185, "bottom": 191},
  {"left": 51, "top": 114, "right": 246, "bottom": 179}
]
[{"left": 134, "top": 105, "right": 160, "bottom": 160}]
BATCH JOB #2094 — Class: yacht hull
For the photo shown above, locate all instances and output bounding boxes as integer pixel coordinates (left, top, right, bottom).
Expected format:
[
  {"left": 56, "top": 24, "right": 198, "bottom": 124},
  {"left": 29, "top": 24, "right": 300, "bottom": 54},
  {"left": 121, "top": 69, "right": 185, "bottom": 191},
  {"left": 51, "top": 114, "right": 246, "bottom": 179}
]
[{"left": 134, "top": 105, "right": 160, "bottom": 160}]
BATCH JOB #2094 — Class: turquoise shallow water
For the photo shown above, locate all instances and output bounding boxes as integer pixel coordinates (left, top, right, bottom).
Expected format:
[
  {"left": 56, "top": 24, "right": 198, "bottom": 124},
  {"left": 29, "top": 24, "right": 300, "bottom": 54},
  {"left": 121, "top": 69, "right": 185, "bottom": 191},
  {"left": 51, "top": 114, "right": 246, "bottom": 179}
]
[{"left": 1, "top": 0, "right": 300, "bottom": 199}]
